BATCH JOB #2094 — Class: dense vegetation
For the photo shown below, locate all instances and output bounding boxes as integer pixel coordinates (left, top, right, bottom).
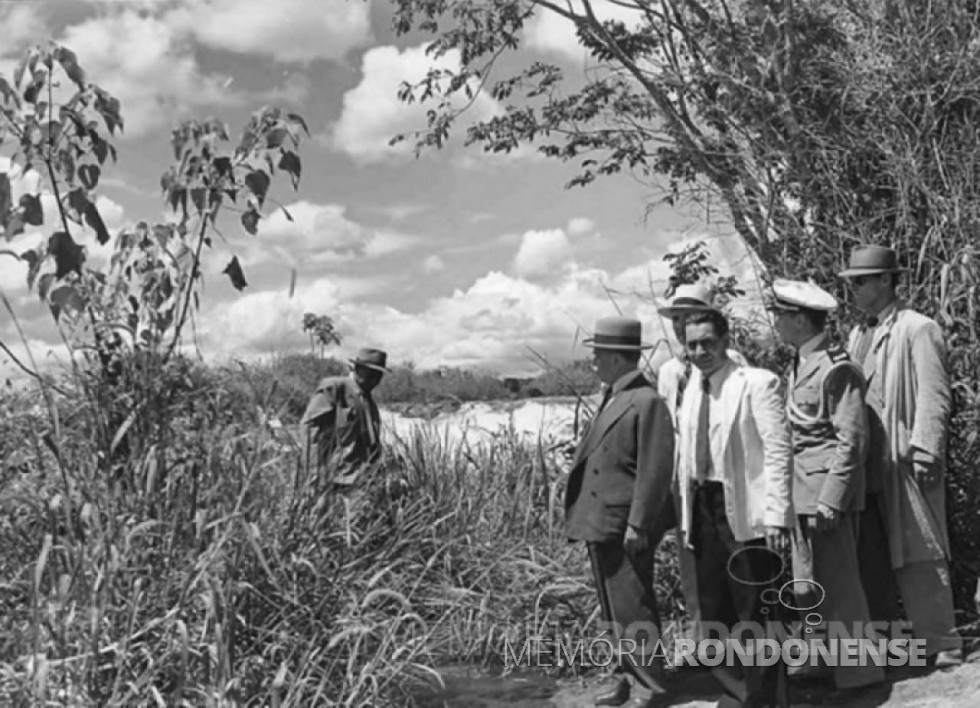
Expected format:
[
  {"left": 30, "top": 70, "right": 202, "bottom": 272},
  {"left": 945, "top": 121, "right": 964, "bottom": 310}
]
[{"left": 0, "top": 354, "right": 688, "bottom": 706}]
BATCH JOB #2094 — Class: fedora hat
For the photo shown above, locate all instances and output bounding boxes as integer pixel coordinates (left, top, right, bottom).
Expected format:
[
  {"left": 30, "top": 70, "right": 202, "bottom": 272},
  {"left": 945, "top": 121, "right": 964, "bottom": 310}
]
[
  {"left": 582, "top": 316, "right": 653, "bottom": 351},
  {"left": 657, "top": 282, "right": 716, "bottom": 318},
  {"left": 839, "top": 245, "right": 903, "bottom": 278},
  {"left": 349, "top": 347, "right": 391, "bottom": 373}
]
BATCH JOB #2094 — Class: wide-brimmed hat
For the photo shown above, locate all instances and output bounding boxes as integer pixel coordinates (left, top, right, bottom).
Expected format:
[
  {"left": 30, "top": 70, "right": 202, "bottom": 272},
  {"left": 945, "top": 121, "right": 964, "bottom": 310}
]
[
  {"left": 839, "top": 245, "right": 904, "bottom": 278},
  {"left": 657, "top": 283, "right": 716, "bottom": 318},
  {"left": 349, "top": 347, "right": 391, "bottom": 373},
  {"left": 582, "top": 317, "right": 653, "bottom": 351},
  {"left": 765, "top": 279, "right": 839, "bottom": 313}
]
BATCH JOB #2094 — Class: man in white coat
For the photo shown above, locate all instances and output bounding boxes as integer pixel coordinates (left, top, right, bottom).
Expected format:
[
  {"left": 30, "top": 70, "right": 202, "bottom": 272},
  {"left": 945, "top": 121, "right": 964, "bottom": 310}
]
[
  {"left": 655, "top": 283, "right": 746, "bottom": 639},
  {"left": 840, "top": 245, "right": 962, "bottom": 668},
  {"left": 676, "top": 308, "right": 794, "bottom": 708}
]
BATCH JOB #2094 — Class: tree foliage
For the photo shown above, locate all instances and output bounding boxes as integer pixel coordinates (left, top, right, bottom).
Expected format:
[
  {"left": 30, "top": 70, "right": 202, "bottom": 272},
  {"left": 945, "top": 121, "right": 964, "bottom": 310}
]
[
  {"left": 302, "top": 311, "right": 343, "bottom": 357},
  {"left": 389, "top": 0, "right": 980, "bottom": 612},
  {"left": 1, "top": 42, "right": 308, "bottom": 365}
]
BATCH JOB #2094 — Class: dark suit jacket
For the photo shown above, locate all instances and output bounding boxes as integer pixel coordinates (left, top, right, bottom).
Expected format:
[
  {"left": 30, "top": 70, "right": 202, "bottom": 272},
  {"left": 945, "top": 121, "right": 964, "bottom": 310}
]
[{"left": 564, "top": 370, "right": 675, "bottom": 543}]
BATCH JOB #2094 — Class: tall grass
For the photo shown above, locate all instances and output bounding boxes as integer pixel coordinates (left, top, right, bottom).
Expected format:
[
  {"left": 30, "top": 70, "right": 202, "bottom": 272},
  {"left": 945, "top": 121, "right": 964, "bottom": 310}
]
[{"left": 0, "top": 354, "right": 685, "bottom": 706}]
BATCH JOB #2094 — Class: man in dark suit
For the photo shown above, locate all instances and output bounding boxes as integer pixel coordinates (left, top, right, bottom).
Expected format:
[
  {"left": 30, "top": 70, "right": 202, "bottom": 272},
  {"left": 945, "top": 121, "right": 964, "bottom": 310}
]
[{"left": 565, "top": 317, "right": 676, "bottom": 707}]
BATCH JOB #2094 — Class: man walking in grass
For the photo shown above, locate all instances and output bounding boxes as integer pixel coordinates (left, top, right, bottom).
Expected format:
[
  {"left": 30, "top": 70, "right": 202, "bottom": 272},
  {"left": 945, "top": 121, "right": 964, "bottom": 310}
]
[
  {"left": 302, "top": 347, "right": 390, "bottom": 526},
  {"left": 565, "top": 316, "right": 676, "bottom": 708}
]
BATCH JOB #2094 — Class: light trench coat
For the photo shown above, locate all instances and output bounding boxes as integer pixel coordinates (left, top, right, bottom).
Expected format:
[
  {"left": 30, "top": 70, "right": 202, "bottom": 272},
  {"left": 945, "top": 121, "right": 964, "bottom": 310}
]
[{"left": 847, "top": 302, "right": 951, "bottom": 569}]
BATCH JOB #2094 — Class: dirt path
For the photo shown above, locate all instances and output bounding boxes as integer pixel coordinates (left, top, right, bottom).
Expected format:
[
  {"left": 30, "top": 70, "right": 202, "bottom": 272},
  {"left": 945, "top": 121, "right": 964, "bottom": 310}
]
[{"left": 415, "top": 652, "right": 980, "bottom": 707}]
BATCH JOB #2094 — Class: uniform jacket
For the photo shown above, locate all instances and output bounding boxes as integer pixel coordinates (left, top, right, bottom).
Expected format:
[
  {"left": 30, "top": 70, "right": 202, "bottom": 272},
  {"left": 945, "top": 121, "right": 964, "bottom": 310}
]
[
  {"left": 846, "top": 302, "right": 951, "bottom": 567},
  {"left": 564, "top": 370, "right": 675, "bottom": 543},
  {"left": 301, "top": 375, "right": 381, "bottom": 484},
  {"left": 786, "top": 334, "right": 868, "bottom": 515},
  {"left": 676, "top": 362, "right": 794, "bottom": 544}
]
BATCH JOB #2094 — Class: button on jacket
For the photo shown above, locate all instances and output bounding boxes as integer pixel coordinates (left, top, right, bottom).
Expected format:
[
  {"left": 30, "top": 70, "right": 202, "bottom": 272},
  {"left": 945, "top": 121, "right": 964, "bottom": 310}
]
[{"left": 565, "top": 370, "right": 675, "bottom": 542}]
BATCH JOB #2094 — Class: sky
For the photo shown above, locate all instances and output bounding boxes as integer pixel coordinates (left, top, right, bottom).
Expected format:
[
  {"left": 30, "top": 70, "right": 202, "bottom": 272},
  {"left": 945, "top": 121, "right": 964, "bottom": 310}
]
[{"left": 0, "top": 0, "right": 767, "bottom": 380}]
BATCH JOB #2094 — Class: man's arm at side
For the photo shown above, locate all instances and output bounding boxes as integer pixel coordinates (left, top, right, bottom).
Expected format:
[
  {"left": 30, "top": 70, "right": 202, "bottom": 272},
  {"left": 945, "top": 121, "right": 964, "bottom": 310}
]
[
  {"left": 752, "top": 372, "right": 795, "bottom": 530},
  {"left": 908, "top": 318, "right": 951, "bottom": 463},
  {"left": 629, "top": 394, "right": 676, "bottom": 533},
  {"left": 819, "top": 365, "right": 868, "bottom": 512}
]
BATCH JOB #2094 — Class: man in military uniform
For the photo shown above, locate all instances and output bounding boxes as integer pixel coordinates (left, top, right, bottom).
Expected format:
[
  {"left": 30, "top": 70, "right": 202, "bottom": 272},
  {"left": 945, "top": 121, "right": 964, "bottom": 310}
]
[
  {"left": 302, "top": 347, "right": 390, "bottom": 498},
  {"left": 565, "top": 317, "right": 676, "bottom": 707},
  {"left": 840, "top": 245, "right": 962, "bottom": 668},
  {"left": 768, "top": 279, "right": 886, "bottom": 700}
]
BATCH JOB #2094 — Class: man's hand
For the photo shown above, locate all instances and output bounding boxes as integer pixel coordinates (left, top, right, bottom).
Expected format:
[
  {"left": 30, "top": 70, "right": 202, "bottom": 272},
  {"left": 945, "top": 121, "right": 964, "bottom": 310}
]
[
  {"left": 764, "top": 526, "right": 791, "bottom": 557},
  {"left": 912, "top": 458, "right": 942, "bottom": 489},
  {"left": 813, "top": 502, "right": 841, "bottom": 533},
  {"left": 624, "top": 524, "right": 649, "bottom": 557}
]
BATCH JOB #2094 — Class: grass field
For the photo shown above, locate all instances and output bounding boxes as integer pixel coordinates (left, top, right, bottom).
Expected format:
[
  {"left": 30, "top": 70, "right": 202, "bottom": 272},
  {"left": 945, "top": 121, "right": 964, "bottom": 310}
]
[{"left": 0, "top": 354, "right": 684, "bottom": 706}]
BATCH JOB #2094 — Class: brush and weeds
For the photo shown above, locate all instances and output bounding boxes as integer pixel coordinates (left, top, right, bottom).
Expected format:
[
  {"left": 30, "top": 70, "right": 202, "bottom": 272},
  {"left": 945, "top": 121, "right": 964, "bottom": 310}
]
[{"left": 0, "top": 351, "right": 687, "bottom": 707}]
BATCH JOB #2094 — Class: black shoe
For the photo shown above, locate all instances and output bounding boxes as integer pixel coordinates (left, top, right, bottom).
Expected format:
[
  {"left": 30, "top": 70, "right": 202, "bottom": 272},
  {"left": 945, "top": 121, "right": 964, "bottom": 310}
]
[{"left": 594, "top": 675, "right": 631, "bottom": 707}]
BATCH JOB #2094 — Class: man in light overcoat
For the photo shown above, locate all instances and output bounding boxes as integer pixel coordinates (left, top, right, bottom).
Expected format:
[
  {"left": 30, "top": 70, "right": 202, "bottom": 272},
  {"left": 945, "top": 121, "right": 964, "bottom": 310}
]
[
  {"left": 840, "top": 245, "right": 962, "bottom": 667},
  {"left": 565, "top": 316, "right": 676, "bottom": 708}
]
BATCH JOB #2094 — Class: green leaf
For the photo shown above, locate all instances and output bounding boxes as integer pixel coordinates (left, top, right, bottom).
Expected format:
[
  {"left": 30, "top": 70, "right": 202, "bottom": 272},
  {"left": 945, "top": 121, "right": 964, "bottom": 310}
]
[
  {"left": 92, "top": 137, "right": 109, "bottom": 165},
  {"left": 48, "top": 283, "right": 85, "bottom": 321},
  {"left": 48, "top": 231, "right": 85, "bottom": 278},
  {"left": 244, "top": 170, "right": 270, "bottom": 207},
  {"left": 0, "top": 173, "right": 11, "bottom": 230},
  {"left": 265, "top": 126, "right": 288, "bottom": 148},
  {"left": 241, "top": 208, "right": 260, "bottom": 235},
  {"left": 38, "top": 273, "right": 55, "bottom": 301},
  {"left": 53, "top": 45, "right": 86, "bottom": 89},
  {"left": 23, "top": 247, "right": 42, "bottom": 289},
  {"left": 84, "top": 201, "right": 110, "bottom": 245},
  {"left": 286, "top": 113, "right": 310, "bottom": 137},
  {"left": 78, "top": 164, "right": 100, "bottom": 190},
  {"left": 6, "top": 213, "right": 25, "bottom": 239},
  {"left": 222, "top": 255, "right": 248, "bottom": 290},
  {"left": 67, "top": 188, "right": 88, "bottom": 221},
  {"left": 19, "top": 194, "right": 43, "bottom": 226},
  {"left": 190, "top": 187, "right": 207, "bottom": 213},
  {"left": 278, "top": 151, "right": 301, "bottom": 189}
]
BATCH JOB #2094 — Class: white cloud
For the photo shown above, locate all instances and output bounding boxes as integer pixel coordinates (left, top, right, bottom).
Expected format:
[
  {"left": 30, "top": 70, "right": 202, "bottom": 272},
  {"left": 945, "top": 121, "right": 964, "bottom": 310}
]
[
  {"left": 59, "top": 11, "right": 236, "bottom": 138},
  {"left": 567, "top": 217, "right": 595, "bottom": 236},
  {"left": 524, "top": 2, "right": 644, "bottom": 61},
  {"left": 512, "top": 228, "right": 572, "bottom": 277},
  {"left": 246, "top": 201, "right": 416, "bottom": 269},
  {"left": 0, "top": 4, "right": 46, "bottom": 59},
  {"left": 423, "top": 254, "right": 445, "bottom": 274},
  {"left": 166, "top": 0, "right": 372, "bottom": 64},
  {"left": 332, "top": 43, "right": 501, "bottom": 164}
]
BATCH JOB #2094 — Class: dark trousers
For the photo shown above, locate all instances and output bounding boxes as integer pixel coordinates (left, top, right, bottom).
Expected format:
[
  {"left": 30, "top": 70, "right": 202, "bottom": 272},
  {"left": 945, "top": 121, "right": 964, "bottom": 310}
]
[
  {"left": 692, "top": 482, "right": 779, "bottom": 707},
  {"left": 856, "top": 493, "right": 902, "bottom": 624},
  {"left": 588, "top": 538, "right": 666, "bottom": 694}
]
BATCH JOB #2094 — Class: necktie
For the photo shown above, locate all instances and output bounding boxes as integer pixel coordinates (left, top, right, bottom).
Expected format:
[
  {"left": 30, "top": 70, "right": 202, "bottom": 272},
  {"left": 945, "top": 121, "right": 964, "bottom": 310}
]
[
  {"left": 695, "top": 376, "right": 712, "bottom": 482},
  {"left": 676, "top": 359, "right": 692, "bottom": 412},
  {"left": 851, "top": 315, "right": 879, "bottom": 371}
]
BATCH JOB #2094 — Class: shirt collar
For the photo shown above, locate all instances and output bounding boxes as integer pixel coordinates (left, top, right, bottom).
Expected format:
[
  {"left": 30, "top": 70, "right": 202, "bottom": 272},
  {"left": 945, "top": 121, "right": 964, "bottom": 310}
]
[
  {"left": 797, "top": 332, "right": 827, "bottom": 365},
  {"left": 610, "top": 368, "right": 641, "bottom": 395},
  {"left": 872, "top": 300, "right": 899, "bottom": 325},
  {"left": 705, "top": 357, "right": 735, "bottom": 391}
]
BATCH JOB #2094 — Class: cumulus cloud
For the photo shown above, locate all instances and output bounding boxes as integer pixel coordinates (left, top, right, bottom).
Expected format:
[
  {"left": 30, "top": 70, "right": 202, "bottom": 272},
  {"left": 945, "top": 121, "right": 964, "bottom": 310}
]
[
  {"left": 59, "top": 11, "right": 235, "bottom": 138},
  {"left": 244, "top": 201, "right": 417, "bottom": 269},
  {"left": 567, "top": 217, "right": 596, "bottom": 236},
  {"left": 423, "top": 254, "right": 446, "bottom": 274},
  {"left": 524, "top": 2, "right": 644, "bottom": 61},
  {"left": 331, "top": 44, "right": 501, "bottom": 164},
  {"left": 167, "top": 0, "right": 372, "bottom": 64},
  {"left": 512, "top": 228, "right": 572, "bottom": 278},
  {"left": 0, "top": 4, "right": 46, "bottom": 59}
]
